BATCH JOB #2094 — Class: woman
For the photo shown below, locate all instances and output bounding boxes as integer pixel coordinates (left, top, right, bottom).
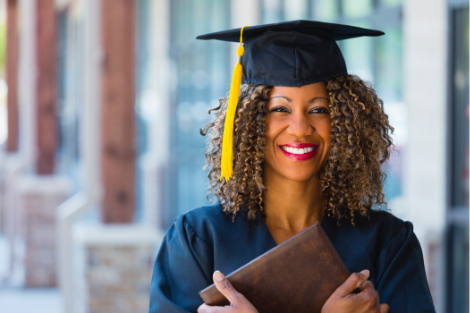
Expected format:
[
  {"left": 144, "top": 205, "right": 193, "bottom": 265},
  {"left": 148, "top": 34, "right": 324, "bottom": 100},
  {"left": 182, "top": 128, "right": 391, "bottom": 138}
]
[{"left": 149, "top": 21, "right": 436, "bottom": 313}]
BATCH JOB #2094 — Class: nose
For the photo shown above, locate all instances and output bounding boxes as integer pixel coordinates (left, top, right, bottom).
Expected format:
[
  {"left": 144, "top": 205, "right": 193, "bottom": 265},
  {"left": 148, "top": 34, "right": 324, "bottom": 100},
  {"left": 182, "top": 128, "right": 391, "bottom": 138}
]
[{"left": 286, "top": 111, "right": 314, "bottom": 137}]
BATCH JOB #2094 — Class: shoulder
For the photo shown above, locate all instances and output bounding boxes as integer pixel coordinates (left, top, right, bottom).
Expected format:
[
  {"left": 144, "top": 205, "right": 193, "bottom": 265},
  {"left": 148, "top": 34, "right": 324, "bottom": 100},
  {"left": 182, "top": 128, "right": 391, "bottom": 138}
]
[
  {"left": 182, "top": 202, "right": 230, "bottom": 224},
  {"left": 354, "top": 209, "right": 418, "bottom": 258},
  {"left": 351, "top": 208, "right": 409, "bottom": 234},
  {"left": 367, "top": 209, "right": 410, "bottom": 238},
  {"left": 327, "top": 208, "right": 412, "bottom": 254},
  {"left": 171, "top": 202, "right": 242, "bottom": 249},
  {"left": 179, "top": 202, "right": 235, "bottom": 234}
]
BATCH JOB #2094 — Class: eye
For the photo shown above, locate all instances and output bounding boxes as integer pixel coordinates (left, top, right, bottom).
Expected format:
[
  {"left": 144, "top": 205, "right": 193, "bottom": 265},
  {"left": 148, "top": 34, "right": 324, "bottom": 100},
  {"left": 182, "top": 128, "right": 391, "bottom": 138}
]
[
  {"left": 309, "top": 107, "right": 329, "bottom": 114},
  {"left": 270, "top": 106, "right": 289, "bottom": 113}
]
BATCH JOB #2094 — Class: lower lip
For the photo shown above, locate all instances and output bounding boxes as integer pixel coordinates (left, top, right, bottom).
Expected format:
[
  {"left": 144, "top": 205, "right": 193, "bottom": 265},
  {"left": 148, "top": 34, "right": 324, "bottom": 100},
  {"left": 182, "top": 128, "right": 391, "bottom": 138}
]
[{"left": 279, "top": 146, "right": 319, "bottom": 161}]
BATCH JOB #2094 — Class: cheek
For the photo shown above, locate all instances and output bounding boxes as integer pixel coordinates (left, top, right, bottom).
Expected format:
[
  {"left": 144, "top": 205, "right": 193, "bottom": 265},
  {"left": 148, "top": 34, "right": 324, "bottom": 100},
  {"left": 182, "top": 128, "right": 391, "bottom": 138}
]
[
  {"left": 319, "top": 120, "right": 332, "bottom": 141},
  {"left": 323, "top": 129, "right": 332, "bottom": 146},
  {"left": 320, "top": 122, "right": 332, "bottom": 154},
  {"left": 264, "top": 118, "right": 283, "bottom": 144},
  {"left": 263, "top": 119, "right": 283, "bottom": 162}
]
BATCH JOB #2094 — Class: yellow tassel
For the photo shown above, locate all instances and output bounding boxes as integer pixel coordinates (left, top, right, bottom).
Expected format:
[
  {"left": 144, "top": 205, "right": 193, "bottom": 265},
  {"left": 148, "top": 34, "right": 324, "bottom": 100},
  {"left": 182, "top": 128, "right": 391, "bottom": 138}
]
[{"left": 220, "top": 26, "right": 248, "bottom": 183}]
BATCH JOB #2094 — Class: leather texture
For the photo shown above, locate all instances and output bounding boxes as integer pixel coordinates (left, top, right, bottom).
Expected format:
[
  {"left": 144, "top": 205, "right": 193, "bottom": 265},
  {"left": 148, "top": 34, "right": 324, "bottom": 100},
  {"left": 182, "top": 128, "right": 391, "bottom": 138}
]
[{"left": 198, "top": 222, "right": 350, "bottom": 313}]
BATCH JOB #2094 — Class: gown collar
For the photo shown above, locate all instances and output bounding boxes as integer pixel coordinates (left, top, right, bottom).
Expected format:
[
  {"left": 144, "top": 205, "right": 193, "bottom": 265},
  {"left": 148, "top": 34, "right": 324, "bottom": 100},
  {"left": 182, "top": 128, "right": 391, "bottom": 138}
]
[{"left": 252, "top": 208, "right": 333, "bottom": 247}]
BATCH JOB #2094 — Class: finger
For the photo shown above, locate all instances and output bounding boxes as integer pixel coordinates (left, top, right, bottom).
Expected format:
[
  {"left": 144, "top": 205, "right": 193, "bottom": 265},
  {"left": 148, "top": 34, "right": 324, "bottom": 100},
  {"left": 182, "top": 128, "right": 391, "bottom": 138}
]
[
  {"left": 358, "top": 287, "right": 379, "bottom": 308},
  {"left": 197, "top": 303, "right": 209, "bottom": 313},
  {"left": 213, "top": 271, "right": 240, "bottom": 305},
  {"left": 197, "top": 303, "right": 218, "bottom": 313},
  {"left": 380, "top": 303, "right": 390, "bottom": 313},
  {"left": 360, "top": 280, "right": 374, "bottom": 291},
  {"left": 337, "top": 269, "right": 370, "bottom": 296}
]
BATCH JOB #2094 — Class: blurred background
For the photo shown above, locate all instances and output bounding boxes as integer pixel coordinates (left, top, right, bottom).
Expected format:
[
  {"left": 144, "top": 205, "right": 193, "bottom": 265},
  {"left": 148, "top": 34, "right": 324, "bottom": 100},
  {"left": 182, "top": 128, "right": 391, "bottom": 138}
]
[{"left": 0, "top": 0, "right": 467, "bottom": 312}]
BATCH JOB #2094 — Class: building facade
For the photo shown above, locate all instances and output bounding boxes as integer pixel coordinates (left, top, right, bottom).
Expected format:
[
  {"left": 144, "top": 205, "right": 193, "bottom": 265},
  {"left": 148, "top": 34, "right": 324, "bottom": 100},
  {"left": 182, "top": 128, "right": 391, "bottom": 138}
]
[{"left": 0, "top": 0, "right": 467, "bottom": 312}]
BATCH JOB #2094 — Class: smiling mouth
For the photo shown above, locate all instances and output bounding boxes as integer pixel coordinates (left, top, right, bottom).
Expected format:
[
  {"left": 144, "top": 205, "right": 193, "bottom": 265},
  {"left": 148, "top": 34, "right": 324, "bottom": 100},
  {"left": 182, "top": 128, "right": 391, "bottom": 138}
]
[
  {"left": 279, "top": 144, "right": 319, "bottom": 161},
  {"left": 280, "top": 146, "right": 316, "bottom": 155}
]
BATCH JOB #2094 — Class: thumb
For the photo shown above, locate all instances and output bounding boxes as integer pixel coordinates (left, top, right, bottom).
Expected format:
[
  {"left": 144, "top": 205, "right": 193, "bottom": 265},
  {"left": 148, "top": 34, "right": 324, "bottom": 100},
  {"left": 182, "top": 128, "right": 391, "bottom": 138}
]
[
  {"left": 380, "top": 303, "right": 390, "bottom": 313},
  {"left": 337, "top": 269, "right": 370, "bottom": 296},
  {"left": 213, "top": 270, "right": 240, "bottom": 304}
]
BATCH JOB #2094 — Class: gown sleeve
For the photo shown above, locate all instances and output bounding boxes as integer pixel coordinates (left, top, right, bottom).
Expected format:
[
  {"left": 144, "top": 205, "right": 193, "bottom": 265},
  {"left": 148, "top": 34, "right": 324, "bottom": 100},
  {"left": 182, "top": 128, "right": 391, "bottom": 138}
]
[
  {"left": 149, "top": 215, "right": 213, "bottom": 313},
  {"left": 375, "top": 220, "right": 436, "bottom": 313}
]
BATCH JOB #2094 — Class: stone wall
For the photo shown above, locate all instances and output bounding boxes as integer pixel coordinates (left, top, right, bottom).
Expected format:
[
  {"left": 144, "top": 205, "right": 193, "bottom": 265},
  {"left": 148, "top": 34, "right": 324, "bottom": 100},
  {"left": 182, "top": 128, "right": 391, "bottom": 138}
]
[
  {"left": 17, "top": 175, "right": 72, "bottom": 287},
  {"left": 73, "top": 224, "right": 161, "bottom": 313}
]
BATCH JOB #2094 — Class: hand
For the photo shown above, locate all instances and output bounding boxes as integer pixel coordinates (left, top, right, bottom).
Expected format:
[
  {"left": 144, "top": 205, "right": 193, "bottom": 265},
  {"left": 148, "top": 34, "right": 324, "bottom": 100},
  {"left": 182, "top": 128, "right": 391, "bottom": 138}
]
[
  {"left": 197, "top": 271, "right": 259, "bottom": 313},
  {"left": 321, "top": 269, "right": 390, "bottom": 313}
]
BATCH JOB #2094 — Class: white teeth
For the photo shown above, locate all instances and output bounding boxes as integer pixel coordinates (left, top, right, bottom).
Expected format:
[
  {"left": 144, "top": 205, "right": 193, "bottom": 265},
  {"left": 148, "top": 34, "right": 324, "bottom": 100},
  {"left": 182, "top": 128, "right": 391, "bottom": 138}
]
[{"left": 281, "top": 146, "right": 316, "bottom": 154}]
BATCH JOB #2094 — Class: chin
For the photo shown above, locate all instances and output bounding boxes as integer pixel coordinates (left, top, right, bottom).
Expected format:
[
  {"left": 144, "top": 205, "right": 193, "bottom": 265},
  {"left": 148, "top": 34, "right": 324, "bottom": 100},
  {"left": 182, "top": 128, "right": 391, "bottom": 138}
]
[{"left": 282, "top": 171, "right": 319, "bottom": 182}]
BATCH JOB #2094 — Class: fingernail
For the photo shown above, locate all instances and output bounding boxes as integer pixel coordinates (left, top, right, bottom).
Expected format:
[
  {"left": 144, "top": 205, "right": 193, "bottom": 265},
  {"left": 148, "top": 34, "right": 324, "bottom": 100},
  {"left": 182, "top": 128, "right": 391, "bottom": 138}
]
[
  {"left": 360, "top": 269, "right": 370, "bottom": 277},
  {"left": 214, "top": 270, "right": 225, "bottom": 282}
]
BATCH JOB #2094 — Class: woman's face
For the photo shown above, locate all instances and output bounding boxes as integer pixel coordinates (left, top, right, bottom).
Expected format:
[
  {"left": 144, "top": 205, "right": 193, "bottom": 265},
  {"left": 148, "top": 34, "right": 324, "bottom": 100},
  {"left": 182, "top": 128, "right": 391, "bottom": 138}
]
[{"left": 264, "top": 82, "right": 331, "bottom": 182}]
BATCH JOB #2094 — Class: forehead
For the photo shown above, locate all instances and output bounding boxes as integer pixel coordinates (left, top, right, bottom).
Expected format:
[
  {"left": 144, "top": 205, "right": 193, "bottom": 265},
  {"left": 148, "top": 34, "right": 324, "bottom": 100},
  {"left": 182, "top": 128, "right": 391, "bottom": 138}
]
[{"left": 268, "top": 82, "right": 328, "bottom": 98}]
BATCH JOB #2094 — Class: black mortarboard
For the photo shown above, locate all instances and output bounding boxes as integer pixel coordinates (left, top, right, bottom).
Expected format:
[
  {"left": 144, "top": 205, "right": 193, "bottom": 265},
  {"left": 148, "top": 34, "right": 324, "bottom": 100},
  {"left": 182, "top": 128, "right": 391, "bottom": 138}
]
[
  {"left": 196, "top": 20, "right": 384, "bottom": 182},
  {"left": 197, "top": 20, "right": 385, "bottom": 87}
]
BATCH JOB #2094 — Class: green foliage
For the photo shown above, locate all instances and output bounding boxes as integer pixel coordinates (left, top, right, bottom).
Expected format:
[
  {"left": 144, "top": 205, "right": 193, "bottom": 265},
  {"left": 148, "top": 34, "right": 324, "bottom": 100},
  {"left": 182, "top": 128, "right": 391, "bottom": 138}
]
[{"left": 0, "top": 20, "right": 6, "bottom": 76}]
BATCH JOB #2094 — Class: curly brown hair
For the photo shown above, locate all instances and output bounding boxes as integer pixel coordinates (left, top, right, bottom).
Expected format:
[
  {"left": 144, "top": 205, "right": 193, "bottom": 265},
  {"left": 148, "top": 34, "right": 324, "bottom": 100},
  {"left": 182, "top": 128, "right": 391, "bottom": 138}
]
[{"left": 200, "top": 74, "right": 395, "bottom": 226}]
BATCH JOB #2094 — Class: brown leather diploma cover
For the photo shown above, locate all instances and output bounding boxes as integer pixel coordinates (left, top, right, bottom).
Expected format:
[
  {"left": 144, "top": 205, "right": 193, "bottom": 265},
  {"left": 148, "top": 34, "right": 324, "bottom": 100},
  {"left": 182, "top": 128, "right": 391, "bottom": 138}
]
[{"left": 198, "top": 222, "right": 350, "bottom": 313}]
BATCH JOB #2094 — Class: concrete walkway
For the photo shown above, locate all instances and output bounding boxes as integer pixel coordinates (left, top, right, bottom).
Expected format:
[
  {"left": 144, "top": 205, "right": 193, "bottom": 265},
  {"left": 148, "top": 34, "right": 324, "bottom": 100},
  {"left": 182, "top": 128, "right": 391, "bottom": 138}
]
[
  {"left": 0, "top": 234, "right": 62, "bottom": 313},
  {"left": 0, "top": 287, "right": 61, "bottom": 313}
]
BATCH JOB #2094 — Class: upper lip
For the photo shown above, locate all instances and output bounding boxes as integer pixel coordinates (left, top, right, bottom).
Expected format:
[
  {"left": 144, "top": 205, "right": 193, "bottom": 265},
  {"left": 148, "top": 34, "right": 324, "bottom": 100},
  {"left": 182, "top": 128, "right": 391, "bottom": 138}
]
[{"left": 279, "top": 143, "right": 318, "bottom": 148}]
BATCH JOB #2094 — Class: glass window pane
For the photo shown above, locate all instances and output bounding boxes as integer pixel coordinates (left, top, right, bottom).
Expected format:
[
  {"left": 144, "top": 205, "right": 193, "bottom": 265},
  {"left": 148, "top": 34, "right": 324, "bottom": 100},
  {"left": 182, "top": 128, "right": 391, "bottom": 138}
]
[
  {"left": 167, "top": 0, "right": 230, "bottom": 226},
  {"left": 342, "top": 0, "right": 373, "bottom": 18},
  {"left": 343, "top": 22, "right": 405, "bottom": 207},
  {"left": 57, "top": 11, "right": 81, "bottom": 174},
  {"left": 312, "top": 0, "right": 338, "bottom": 22},
  {"left": 375, "top": 26, "right": 403, "bottom": 102},
  {"left": 284, "top": 0, "right": 308, "bottom": 20},
  {"left": 449, "top": 224, "right": 470, "bottom": 313},
  {"left": 262, "top": 0, "right": 282, "bottom": 24},
  {"left": 451, "top": 8, "right": 469, "bottom": 207},
  {"left": 380, "top": 0, "right": 402, "bottom": 7},
  {"left": 340, "top": 21, "right": 374, "bottom": 83},
  {"left": 192, "top": 0, "right": 212, "bottom": 41},
  {"left": 341, "top": 21, "right": 405, "bottom": 207}
]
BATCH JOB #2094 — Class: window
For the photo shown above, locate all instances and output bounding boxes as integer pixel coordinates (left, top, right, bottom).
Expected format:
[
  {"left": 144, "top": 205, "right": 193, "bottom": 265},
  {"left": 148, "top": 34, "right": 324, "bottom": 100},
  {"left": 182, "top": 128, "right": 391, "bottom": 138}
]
[
  {"left": 56, "top": 9, "right": 82, "bottom": 179},
  {"left": 166, "top": 0, "right": 230, "bottom": 227},
  {"left": 447, "top": 5, "right": 469, "bottom": 313}
]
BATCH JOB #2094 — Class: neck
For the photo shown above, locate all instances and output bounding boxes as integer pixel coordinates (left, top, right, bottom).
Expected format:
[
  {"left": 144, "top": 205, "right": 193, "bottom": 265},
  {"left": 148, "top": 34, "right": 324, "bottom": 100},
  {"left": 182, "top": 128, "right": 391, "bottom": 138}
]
[{"left": 262, "top": 170, "right": 326, "bottom": 233}]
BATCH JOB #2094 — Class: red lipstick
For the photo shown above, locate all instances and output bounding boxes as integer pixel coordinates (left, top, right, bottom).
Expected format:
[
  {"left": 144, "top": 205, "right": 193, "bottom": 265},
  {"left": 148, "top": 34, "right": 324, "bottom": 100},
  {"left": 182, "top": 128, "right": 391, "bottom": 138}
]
[{"left": 279, "top": 143, "right": 319, "bottom": 161}]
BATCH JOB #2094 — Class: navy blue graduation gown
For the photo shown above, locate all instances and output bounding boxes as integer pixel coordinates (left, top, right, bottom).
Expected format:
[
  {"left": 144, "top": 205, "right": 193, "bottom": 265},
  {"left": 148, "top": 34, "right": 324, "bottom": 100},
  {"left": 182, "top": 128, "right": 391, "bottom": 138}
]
[{"left": 149, "top": 203, "right": 436, "bottom": 313}]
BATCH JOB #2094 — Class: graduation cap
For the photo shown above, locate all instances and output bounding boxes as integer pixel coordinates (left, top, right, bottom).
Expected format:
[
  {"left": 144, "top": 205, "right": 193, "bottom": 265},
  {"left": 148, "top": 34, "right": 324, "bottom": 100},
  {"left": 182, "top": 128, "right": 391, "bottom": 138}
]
[{"left": 196, "top": 20, "right": 385, "bottom": 182}]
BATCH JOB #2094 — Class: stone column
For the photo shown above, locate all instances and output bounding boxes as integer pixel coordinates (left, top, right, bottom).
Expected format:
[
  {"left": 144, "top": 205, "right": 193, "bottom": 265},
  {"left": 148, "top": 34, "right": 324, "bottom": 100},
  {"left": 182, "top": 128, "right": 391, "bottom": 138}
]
[
  {"left": 17, "top": 0, "right": 72, "bottom": 288},
  {"left": 1, "top": 0, "right": 38, "bottom": 286},
  {"left": 35, "top": 0, "right": 57, "bottom": 174},
  {"left": 67, "top": 1, "right": 163, "bottom": 312},
  {"left": 6, "top": 0, "right": 19, "bottom": 153},
  {"left": 403, "top": 0, "right": 448, "bottom": 311},
  {"left": 20, "top": 176, "right": 71, "bottom": 287},
  {"left": 1, "top": 0, "right": 19, "bottom": 238},
  {"left": 139, "top": 0, "right": 172, "bottom": 230},
  {"left": 72, "top": 224, "right": 161, "bottom": 313},
  {"left": 100, "top": 0, "right": 136, "bottom": 223}
]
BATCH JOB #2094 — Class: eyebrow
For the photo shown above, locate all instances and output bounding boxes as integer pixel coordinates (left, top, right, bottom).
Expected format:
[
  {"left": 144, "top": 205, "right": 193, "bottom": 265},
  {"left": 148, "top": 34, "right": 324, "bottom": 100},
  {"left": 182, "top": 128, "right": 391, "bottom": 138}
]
[{"left": 268, "top": 96, "right": 328, "bottom": 103}]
